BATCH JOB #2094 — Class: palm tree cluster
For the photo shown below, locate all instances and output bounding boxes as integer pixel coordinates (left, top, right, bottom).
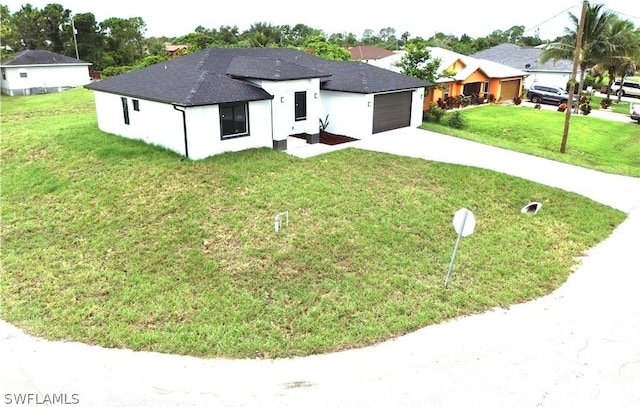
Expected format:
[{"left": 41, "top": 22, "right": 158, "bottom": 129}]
[{"left": 540, "top": 2, "right": 640, "bottom": 102}]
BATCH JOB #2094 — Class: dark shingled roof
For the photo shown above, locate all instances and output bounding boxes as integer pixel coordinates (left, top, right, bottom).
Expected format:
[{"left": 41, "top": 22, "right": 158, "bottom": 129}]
[
  {"left": 2, "top": 49, "right": 90, "bottom": 66},
  {"left": 321, "top": 60, "right": 428, "bottom": 93},
  {"left": 471, "top": 43, "right": 573, "bottom": 72},
  {"left": 227, "top": 56, "right": 331, "bottom": 80},
  {"left": 85, "top": 48, "right": 430, "bottom": 106}
]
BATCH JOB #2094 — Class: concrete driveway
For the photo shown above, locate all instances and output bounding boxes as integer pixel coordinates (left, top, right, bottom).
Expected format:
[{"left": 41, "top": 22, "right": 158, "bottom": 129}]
[{"left": 2, "top": 129, "right": 640, "bottom": 407}]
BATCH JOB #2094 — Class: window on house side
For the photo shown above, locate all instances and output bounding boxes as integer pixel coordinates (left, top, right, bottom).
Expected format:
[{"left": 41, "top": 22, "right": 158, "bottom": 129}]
[
  {"left": 443, "top": 84, "right": 450, "bottom": 98},
  {"left": 219, "top": 102, "right": 249, "bottom": 139},
  {"left": 121, "top": 97, "right": 130, "bottom": 125},
  {"left": 133, "top": 99, "right": 140, "bottom": 111},
  {"left": 294, "top": 91, "right": 307, "bottom": 121},
  {"left": 19, "top": 72, "right": 27, "bottom": 78},
  {"left": 1, "top": 69, "right": 6, "bottom": 80}
]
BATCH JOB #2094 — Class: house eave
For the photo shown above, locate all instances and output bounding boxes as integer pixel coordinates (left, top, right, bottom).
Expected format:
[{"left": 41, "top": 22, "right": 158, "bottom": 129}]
[
  {"left": 321, "top": 86, "right": 426, "bottom": 95},
  {"left": 229, "top": 73, "right": 332, "bottom": 81},
  {"left": 525, "top": 68, "right": 574, "bottom": 74},
  {"left": 1, "top": 63, "right": 92, "bottom": 68},
  {"left": 85, "top": 86, "right": 273, "bottom": 106}
]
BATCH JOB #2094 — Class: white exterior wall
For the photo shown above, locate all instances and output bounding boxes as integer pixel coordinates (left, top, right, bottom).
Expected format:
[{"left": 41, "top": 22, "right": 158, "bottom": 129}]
[
  {"left": 92, "top": 91, "right": 273, "bottom": 160},
  {"left": 525, "top": 71, "right": 577, "bottom": 90},
  {"left": 249, "top": 78, "right": 321, "bottom": 140},
  {"left": 1, "top": 64, "right": 90, "bottom": 95},
  {"left": 93, "top": 91, "right": 186, "bottom": 154},
  {"left": 321, "top": 90, "right": 373, "bottom": 139},
  {"left": 186, "top": 99, "right": 272, "bottom": 160},
  {"left": 410, "top": 88, "right": 425, "bottom": 128}
]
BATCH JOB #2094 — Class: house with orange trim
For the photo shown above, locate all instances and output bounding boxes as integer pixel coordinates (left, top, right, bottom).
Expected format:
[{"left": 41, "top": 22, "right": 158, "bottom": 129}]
[{"left": 369, "top": 47, "right": 528, "bottom": 109}]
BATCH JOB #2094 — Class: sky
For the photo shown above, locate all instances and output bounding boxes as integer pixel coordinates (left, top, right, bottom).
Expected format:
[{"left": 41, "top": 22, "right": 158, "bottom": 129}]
[{"left": 3, "top": 0, "right": 640, "bottom": 42}]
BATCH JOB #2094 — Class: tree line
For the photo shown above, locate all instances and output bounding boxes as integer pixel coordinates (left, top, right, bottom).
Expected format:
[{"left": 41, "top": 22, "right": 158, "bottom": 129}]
[
  {"left": 1, "top": 1, "right": 637, "bottom": 90},
  {"left": 1, "top": 2, "right": 551, "bottom": 71}
]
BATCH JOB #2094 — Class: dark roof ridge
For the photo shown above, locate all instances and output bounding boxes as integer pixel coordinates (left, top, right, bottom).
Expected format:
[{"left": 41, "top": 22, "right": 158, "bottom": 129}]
[
  {"left": 195, "top": 49, "right": 211, "bottom": 72},
  {"left": 357, "top": 63, "right": 371, "bottom": 93},
  {"left": 186, "top": 71, "right": 210, "bottom": 104}
]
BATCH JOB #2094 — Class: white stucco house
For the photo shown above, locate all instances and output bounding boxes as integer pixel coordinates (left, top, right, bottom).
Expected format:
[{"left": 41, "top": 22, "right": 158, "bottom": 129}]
[
  {"left": 1, "top": 49, "right": 92, "bottom": 96},
  {"left": 84, "top": 48, "right": 430, "bottom": 160},
  {"left": 471, "top": 43, "right": 578, "bottom": 90}
]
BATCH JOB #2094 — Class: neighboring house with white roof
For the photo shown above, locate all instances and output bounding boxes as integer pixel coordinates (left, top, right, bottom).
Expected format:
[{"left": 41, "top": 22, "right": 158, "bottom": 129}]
[
  {"left": 1, "top": 49, "right": 92, "bottom": 96},
  {"left": 471, "top": 43, "right": 576, "bottom": 90},
  {"left": 370, "top": 47, "right": 528, "bottom": 108},
  {"left": 85, "top": 48, "right": 430, "bottom": 160}
]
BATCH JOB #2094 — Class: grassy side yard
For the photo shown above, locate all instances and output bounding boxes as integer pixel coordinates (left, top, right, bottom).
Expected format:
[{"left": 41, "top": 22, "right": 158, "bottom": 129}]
[
  {"left": 422, "top": 104, "right": 640, "bottom": 177},
  {"left": 0, "top": 88, "right": 627, "bottom": 358}
]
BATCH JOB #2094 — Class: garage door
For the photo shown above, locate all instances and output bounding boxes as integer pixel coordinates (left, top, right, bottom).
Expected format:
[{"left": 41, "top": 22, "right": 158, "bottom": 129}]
[
  {"left": 501, "top": 79, "right": 521, "bottom": 100},
  {"left": 373, "top": 91, "right": 412, "bottom": 134}
]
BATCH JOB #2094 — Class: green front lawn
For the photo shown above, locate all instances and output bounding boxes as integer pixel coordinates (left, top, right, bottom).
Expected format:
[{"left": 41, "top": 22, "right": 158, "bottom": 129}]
[
  {"left": 422, "top": 104, "right": 640, "bottom": 176},
  {"left": 0, "top": 89, "right": 627, "bottom": 358}
]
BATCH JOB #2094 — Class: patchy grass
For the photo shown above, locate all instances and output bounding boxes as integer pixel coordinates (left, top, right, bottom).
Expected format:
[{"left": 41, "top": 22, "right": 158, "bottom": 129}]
[
  {"left": 0, "top": 88, "right": 627, "bottom": 358},
  {"left": 422, "top": 104, "right": 640, "bottom": 177}
]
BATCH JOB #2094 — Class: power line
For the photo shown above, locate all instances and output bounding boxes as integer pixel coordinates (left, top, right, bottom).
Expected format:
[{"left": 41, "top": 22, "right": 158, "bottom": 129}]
[
  {"left": 603, "top": 7, "right": 640, "bottom": 22},
  {"left": 523, "top": 5, "right": 579, "bottom": 35}
]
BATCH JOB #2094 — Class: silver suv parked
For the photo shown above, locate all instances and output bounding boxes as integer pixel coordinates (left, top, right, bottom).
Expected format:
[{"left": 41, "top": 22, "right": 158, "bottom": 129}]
[
  {"left": 526, "top": 84, "right": 578, "bottom": 105},
  {"left": 611, "top": 79, "right": 640, "bottom": 97}
]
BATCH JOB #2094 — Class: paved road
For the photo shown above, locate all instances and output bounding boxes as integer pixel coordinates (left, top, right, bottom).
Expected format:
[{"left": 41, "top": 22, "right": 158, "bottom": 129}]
[{"left": 2, "top": 129, "right": 640, "bottom": 407}]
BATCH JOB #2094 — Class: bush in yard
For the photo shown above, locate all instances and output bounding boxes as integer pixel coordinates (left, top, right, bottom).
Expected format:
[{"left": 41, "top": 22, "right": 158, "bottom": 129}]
[
  {"left": 447, "top": 110, "right": 465, "bottom": 129},
  {"left": 424, "top": 103, "right": 446, "bottom": 122},
  {"left": 600, "top": 98, "right": 612, "bottom": 109},
  {"left": 438, "top": 97, "right": 454, "bottom": 110},
  {"left": 579, "top": 95, "right": 592, "bottom": 115},
  {"left": 512, "top": 96, "right": 522, "bottom": 105}
]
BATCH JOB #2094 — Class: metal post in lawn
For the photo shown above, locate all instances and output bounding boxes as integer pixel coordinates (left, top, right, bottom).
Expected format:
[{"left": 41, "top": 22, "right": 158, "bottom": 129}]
[{"left": 445, "top": 208, "right": 476, "bottom": 287}]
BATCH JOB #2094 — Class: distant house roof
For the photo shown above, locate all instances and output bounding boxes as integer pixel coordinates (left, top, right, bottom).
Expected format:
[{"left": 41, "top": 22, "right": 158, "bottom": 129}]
[
  {"left": 377, "top": 48, "right": 528, "bottom": 83},
  {"left": 471, "top": 43, "right": 573, "bottom": 72},
  {"left": 165, "top": 44, "right": 187, "bottom": 53},
  {"left": 426, "top": 47, "right": 528, "bottom": 81},
  {"left": 85, "top": 47, "right": 430, "bottom": 107},
  {"left": 348, "top": 45, "right": 396, "bottom": 61},
  {"left": 1, "top": 49, "right": 91, "bottom": 67}
]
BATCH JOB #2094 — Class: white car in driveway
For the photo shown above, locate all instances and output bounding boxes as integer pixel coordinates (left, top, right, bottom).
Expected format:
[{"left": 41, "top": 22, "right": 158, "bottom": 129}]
[
  {"left": 630, "top": 103, "right": 640, "bottom": 124},
  {"left": 611, "top": 79, "right": 640, "bottom": 98}
]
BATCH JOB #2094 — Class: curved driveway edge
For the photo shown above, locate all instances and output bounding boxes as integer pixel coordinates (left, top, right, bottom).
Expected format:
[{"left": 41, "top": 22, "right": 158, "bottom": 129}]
[{"left": 2, "top": 129, "right": 639, "bottom": 407}]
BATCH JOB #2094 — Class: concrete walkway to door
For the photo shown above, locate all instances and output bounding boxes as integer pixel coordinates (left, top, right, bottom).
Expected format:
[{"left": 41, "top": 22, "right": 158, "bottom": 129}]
[{"left": 2, "top": 128, "right": 639, "bottom": 407}]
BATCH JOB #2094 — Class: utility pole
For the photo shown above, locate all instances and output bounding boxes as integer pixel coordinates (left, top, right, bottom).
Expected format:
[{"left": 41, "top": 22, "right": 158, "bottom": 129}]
[
  {"left": 561, "top": 0, "right": 588, "bottom": 153},
  {"left": 71, "top": 17, "right": 80, "bottom": 60}
]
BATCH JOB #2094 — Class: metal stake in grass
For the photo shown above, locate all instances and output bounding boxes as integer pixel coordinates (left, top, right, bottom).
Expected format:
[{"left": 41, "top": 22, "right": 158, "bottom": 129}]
[
  {"left": 274, "top": 211, "right": 289, "bottom": 232},
  {"left": 445, "top": 208, "right": 476, "bottom": 287}
]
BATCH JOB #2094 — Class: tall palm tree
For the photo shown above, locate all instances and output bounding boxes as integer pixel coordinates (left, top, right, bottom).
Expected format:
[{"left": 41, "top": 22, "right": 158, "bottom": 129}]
[
  {"left": 591, "top": 17, "right": 640, "bottom": 102},
  {"left": 540, "top": 2, "right": 613, "bottom": 102}
]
